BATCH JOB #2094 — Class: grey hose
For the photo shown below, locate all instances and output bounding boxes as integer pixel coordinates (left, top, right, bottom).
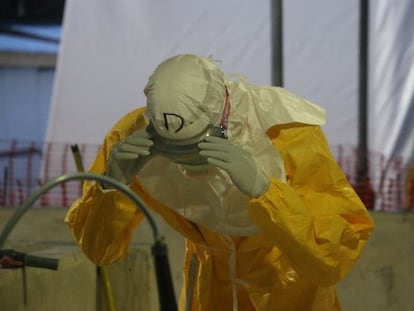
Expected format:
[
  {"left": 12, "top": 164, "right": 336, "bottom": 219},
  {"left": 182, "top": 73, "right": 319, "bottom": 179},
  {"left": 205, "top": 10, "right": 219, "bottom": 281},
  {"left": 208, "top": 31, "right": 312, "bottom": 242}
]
[
  {"left": 0, "top": 172, "right": 162, "bottom": 248},
  {"left": 0, "top": 172, "right": 177, "bottom": 310}
]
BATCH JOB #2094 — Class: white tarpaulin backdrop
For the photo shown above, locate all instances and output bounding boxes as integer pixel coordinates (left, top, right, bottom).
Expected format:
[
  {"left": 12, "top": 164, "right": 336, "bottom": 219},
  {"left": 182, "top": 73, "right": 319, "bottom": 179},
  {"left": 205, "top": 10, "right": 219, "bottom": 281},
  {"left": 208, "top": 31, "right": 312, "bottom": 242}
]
[
  {"left": 370, "top": 1, "right": 414, "bottom": 164},
  {"left": 47, "top": 0, "right": 414, "bottom": 166}
]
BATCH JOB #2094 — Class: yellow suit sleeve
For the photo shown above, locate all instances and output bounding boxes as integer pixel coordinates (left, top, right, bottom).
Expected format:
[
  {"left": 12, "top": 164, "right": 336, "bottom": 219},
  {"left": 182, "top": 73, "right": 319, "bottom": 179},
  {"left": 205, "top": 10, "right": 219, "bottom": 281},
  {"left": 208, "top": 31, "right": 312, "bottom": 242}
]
[
  {"left": 248, "top": 124, "right": 375, "bottom": 286},
  {"left": 65, "top": 107, "right": 148, "bottom": 266}
]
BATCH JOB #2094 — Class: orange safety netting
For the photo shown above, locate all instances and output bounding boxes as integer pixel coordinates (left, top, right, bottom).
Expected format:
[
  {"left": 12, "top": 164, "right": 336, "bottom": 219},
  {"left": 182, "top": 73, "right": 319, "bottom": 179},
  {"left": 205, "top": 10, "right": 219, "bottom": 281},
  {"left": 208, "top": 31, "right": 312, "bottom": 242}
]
[{"left": 0, "top": 139, "right": 413, "bottom": 211}]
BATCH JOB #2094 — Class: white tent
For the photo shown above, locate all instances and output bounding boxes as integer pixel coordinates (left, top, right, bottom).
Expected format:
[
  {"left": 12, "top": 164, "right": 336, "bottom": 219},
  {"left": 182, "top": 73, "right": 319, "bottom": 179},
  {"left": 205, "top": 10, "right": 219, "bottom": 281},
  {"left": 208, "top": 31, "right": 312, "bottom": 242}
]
[{"left": 46, "top": 0, "right": 414, "bottom": 209}]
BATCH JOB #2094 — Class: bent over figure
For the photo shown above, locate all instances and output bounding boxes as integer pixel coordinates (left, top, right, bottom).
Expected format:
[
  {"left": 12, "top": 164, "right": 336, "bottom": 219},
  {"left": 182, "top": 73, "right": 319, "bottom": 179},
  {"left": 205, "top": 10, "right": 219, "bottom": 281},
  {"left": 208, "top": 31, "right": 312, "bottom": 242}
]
[{"left": 66, "top": 54, "right": 374, "bottom": 311}]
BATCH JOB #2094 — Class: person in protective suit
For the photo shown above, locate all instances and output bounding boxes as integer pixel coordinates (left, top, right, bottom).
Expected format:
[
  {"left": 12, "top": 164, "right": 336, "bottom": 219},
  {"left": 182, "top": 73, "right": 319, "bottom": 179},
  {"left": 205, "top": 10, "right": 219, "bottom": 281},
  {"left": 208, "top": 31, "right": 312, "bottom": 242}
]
[{"left": 65, "top": 54, "right": 375, "bottom": 310}]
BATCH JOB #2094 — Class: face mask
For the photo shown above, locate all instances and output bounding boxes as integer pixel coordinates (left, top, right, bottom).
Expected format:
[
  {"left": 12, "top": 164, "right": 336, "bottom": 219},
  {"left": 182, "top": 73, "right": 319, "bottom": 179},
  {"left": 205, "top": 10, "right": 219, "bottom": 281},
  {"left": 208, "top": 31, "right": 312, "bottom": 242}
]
[{"left": 147, "top": 123, "right": 226, "bottom": 166}]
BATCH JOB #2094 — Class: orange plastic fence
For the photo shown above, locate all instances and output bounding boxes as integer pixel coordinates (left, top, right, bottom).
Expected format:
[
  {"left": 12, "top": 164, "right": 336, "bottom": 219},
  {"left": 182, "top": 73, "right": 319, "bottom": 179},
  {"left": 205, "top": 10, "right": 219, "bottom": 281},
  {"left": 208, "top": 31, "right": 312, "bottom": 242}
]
[
  {"left": 0, "top": 140, "right": 100, "bottom": 208},
  {"left": 0, "top": 139, "right": 412, "bottom": 211}
]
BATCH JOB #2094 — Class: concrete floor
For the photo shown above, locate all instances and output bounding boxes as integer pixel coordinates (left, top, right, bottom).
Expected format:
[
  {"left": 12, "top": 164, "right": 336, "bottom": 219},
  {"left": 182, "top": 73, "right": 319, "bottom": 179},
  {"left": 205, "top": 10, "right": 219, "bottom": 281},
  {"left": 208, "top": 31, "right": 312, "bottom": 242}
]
[{"left": 1, "top": 208, "right": 413, "bottom": 310}]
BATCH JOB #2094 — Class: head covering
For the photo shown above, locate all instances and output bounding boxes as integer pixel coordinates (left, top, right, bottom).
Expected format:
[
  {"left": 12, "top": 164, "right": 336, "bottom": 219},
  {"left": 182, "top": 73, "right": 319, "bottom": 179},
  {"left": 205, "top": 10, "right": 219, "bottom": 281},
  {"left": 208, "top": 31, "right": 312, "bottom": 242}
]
[{"left": 144, "top": 54, "right": 226, "bottom": 140}]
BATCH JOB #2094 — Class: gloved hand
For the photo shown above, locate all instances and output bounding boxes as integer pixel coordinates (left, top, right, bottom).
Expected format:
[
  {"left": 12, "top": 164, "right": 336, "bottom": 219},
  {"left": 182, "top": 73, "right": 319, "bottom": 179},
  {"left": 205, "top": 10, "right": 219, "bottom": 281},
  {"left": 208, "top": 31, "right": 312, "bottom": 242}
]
[
  {"left": 198, "top": 136, "right": 269, "bottom": 197},
  {"left": 103, "top": 128, "right": 153, "bottom": 188}
]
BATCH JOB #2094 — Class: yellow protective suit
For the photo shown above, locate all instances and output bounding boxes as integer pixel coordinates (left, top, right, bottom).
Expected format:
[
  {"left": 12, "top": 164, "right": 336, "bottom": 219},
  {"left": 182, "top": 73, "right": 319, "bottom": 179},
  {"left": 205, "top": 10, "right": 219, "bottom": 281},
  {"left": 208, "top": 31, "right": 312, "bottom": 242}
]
[{"left": 66, "top": 85, "right": 374, "bottom": 310}]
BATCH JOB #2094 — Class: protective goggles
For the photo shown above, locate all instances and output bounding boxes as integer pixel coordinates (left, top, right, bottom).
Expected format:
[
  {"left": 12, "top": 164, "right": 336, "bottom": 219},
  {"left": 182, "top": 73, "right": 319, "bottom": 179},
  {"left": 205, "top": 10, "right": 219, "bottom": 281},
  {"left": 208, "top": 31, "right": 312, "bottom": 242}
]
[
  {"left": 148, "top": 86, "right": 230, "bottom": 166},
  {"left": 147, "top": 123, "right": 225, "bottom": 165}
]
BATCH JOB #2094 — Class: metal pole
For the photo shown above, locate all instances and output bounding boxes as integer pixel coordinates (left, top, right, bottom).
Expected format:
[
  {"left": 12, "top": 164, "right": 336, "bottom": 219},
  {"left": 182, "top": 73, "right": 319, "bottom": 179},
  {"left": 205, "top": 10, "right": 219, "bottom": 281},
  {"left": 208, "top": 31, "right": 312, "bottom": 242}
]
[
  {"left": 3, "top": 167, "right": 8, "bottom": 206},
  {"left": 358, "top": 0, "right": 369, "bottom": 177},
  {"left": 271, "top": 0, "right": 284, "bottom": 87},
  {"left": 356, "top": 0, "right": 375, "bottom": 209}
]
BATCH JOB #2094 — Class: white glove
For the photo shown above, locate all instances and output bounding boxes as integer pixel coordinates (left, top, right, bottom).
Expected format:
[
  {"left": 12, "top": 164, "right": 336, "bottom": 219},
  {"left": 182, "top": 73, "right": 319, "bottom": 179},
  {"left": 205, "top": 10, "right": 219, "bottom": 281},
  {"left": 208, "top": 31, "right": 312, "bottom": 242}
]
[
  {"left": 104, "top": 129, "right": 153, "bottom": 188},
  {"left": 198, "top": 136, "right": 269, "bottom": 197}
]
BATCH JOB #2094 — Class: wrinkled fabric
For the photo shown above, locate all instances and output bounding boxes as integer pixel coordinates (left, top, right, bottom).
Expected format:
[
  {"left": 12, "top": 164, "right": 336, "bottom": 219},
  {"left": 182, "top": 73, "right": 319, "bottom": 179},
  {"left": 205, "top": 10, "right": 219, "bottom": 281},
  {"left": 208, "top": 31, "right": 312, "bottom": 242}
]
[
  {"left": 137, "top": 75, "right": 323, "bottom": 236},
  {"left": 65, "top": 80, "right": 374, "bottom": 310}
]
